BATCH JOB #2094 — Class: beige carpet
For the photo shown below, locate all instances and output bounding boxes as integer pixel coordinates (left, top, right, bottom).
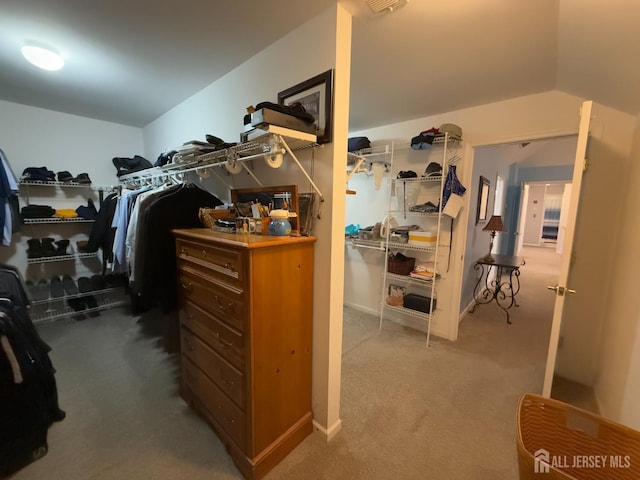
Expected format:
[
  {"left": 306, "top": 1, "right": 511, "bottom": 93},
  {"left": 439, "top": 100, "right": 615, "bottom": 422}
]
[{"left": 12, "top": 249, "right": 569, "bottom": 479}]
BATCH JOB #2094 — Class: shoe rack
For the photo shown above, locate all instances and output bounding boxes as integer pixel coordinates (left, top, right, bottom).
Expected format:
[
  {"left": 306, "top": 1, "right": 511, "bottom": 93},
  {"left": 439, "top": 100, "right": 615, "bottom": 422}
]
[{"left": 19, "top": 180, "right": 127, "bottom": 323}]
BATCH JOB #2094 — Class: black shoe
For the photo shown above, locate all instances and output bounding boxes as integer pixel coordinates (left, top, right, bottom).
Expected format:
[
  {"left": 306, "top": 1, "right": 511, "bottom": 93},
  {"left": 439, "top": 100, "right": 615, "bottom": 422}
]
[
  {"left": 40, "top": 237, "right": 57, "bottom": 257},
  {"left": 77, "top": 277, "right": 92, "bottom": 294},
  {"left": 67, "top": 297, "right": 87, "bottom": 311},
  {"left": 27, "top": 238, "right": 43, "bottom": 258},
  {"left": 73, "top": 173, "right": 92, "bottom": 185},
  {"left": 90, "top": 275, "right": 106, "bottom": 291},
  {"left": 57, "top": 171, "right": 73, "bottom": 183},
  {"left": 62, "top": 275, "right": 79, "bottom": 295},
  {"left": 55, "top": 239, "right": 70, "bottom": 255},
  {"left": 34, "top": 279, "right": 49, "bottom": 301},
  {"left": 28, "top": 279, "right": 49, "bottom": 301},
  {"left": 50, "top": 276, "right": 65, "bottom": 298},
  {"left": 85, "top": 295, "right": 100, "bottom": 317}
]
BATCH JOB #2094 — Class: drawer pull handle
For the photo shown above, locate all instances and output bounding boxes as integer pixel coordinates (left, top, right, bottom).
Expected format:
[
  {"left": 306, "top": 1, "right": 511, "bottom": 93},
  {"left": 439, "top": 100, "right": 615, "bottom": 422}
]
[
  {"left": 215, "top": 295, "right": 233, "bottom": 313},
  {"left": 220, "top": 368, "right": 235, "bottom": 387},
  {"left": 224, "top": 261, "right": 235, "bottom": 272},
  {"left": 202, "top": 250, "right": 207, "bottom": 257},
  {"left": 214, "top": 332, "right": 233, "bottom": 349},
  {"left": 180, "top": 248, "right": 187, "bottom": 256},
  {"left": 181, "top": 281, "right": 193, "bottom": 292}
]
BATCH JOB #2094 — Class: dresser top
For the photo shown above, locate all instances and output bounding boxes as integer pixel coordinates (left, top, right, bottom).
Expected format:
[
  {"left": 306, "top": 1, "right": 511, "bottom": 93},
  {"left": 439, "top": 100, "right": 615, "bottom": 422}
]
[{"left": 173, "top": 228, "right": 316, "bottom": 249}]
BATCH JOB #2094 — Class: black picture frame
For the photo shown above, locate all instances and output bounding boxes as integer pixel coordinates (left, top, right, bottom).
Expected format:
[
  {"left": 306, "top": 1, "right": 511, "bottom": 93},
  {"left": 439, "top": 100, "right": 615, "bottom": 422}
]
[
  {"left": 277, "top": 69, "right": 333, "bottom": 144},
  {"left": 476, "top": 176, "right": 490, "bottom": 224}
]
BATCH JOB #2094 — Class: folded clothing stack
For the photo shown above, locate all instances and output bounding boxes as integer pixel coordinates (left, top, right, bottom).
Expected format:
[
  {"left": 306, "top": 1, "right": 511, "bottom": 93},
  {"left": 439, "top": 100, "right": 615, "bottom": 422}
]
[
  {"left": 21, "top": 167, "right": 56, "bottom": 182},
  {"left": 21, "top": 204, "right": 55, "bottom": 219}
]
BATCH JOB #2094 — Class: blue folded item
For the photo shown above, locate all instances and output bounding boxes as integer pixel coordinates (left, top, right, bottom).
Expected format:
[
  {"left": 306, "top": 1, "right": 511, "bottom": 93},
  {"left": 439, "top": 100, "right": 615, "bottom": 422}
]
[{"left": 345, "top": 224, "right": 360, "bottom": 236}]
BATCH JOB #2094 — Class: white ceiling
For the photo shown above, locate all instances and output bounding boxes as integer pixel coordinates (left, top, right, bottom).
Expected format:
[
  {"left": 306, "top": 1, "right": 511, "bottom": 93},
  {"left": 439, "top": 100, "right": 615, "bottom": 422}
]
[{"left": 0, "top": 0, "right": 639, "bottom": 132}]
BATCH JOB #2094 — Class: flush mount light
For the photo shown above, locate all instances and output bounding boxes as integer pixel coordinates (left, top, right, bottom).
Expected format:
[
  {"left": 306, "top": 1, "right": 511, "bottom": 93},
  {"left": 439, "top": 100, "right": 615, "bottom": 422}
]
[{"left": 21, "top": 45, "right": 64, "bottom": 71}]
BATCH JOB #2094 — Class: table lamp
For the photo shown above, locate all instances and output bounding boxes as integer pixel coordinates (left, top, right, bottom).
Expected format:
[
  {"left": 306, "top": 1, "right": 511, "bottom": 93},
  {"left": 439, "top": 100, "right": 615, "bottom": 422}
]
[{"left": 482, "top": 215, "right": 506, "bottom": 262}]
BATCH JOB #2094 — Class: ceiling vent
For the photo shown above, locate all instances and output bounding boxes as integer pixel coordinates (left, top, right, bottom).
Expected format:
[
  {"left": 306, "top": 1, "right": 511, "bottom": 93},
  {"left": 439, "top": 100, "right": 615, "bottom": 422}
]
[{"left": 366, "top": 0, "right": 409, "bottom": 14}]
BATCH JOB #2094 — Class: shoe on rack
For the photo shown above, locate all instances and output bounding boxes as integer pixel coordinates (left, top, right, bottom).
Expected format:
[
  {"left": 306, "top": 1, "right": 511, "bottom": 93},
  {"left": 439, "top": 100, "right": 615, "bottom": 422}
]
[
  {"left": 76, "top": 240, "right": 88, "bottom": 253},
  {"left": 55, "top": 239, "right": 70, "bottom": 256},
  {"left": 73, "top": 173, "right": 92, "bottom": 185},
  {"left": 62, "top": 274, "right": 79, "bottom": 295},
  {"left": 50, "top": 276, "right": 65, "bottom": 298},
  {"left": 77, "top": 277, "right": 92, "bottom": 294},
  {"left": 90, "top": 275, "right": 106, "bottom": 291},
  {"left": 67, "top": 297, "right": 87, "bottom": 312},
  {"left": 57, "top": 171, "right": 73, "bottom": 183},
  {"left": 84, "top": 295, "right": 100, "bottom": 317},
  {"left": 34, "top": 279, "right": 50, "bottom": 301},
  {"left": 40, "top": 237, "right": 58, "bottom": 257},
  {"left": 27, "top": 238, "right": 43, "bottom": 259}
]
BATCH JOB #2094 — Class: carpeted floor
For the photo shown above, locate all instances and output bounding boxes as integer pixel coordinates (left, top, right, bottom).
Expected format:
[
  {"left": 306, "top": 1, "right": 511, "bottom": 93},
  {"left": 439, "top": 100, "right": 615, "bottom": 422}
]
[{"left": 12, "top": 246, "right": 573, "bottom": 479}]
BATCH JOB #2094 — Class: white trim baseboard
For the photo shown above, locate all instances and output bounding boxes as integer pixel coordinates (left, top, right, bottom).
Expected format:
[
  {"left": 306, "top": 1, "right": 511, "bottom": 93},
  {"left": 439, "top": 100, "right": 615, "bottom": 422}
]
[{"left": 313, "top": 418, "right": 342, "bottom": 442}]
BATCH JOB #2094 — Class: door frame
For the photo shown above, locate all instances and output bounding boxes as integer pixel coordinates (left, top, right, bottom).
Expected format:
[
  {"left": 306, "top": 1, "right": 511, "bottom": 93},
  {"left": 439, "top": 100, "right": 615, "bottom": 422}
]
[{"left": 452, "top": 132, "right": 581, "bottom": 347}]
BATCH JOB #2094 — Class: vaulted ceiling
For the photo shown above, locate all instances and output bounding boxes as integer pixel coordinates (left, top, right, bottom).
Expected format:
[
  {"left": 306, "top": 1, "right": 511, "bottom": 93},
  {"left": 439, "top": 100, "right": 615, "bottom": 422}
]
[{"left": 0, "top": 1, "right": 638, "bottom": 132}]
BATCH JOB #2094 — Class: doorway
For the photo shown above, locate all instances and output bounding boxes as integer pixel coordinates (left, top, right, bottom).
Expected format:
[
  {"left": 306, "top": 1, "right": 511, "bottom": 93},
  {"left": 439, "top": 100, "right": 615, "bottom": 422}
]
[{"left": 459, "top": 135, "right": 599, "bottom": 405}]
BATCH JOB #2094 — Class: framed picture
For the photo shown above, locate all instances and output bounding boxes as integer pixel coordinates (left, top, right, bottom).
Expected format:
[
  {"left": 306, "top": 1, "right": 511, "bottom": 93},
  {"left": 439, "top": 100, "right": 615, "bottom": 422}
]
[
  {"left": 277, "top": 69, "right": 333, "bottom": 144},
  {"left": 476, "top": 176, "right": 490, "bottom": 224}
]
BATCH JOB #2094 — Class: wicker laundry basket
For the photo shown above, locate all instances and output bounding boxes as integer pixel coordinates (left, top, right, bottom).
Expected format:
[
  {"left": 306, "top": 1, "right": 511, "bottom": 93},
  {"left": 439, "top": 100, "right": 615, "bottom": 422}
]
[{"left": 517, "top": 393, "right": 640, "bottom": 479}]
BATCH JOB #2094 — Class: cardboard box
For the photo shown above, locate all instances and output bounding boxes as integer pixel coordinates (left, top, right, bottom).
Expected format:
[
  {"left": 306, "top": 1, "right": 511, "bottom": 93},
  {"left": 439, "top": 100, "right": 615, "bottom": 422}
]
[{"left": 408, "top": 231, "right": 436, "bottom": 247}]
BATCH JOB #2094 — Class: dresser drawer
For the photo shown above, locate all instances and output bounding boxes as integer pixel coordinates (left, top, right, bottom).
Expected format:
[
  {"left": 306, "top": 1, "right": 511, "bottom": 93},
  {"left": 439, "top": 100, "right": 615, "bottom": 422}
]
[
  {"left": 181, "top": 327, "right": 245, "bottom": 408},
  {"left": 176, "top": 239, "right": 244, "bottom": 288},
  {"left": 178, "top": 270, "right": 245, "bottom": 332},
  {"left": 180, "top": 299, "right": 245, "bottom": 371},
  {"left": 182, "top": 357, "right": 246, "bottom": 450}
]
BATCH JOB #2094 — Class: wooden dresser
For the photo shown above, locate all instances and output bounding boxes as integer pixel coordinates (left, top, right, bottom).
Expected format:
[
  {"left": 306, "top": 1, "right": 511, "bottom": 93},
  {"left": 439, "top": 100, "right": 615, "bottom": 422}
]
[{"left": 173, "top": 229, "right": 316, "bottom": 479}]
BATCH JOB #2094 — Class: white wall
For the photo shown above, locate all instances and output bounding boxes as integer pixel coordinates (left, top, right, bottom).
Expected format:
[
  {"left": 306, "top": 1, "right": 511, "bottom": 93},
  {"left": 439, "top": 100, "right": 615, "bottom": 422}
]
[
  {"left": 594, "top": 113, "right": 640, "bottom": 429},
  {"left": 143, "top": 4, "right": 351, "bottom": 438},
  {"left": 0, "top": 99, "right": 143, "bottom": 281},
  {"left": 347, "top": 90, "right": 586, "bottom": 341}
]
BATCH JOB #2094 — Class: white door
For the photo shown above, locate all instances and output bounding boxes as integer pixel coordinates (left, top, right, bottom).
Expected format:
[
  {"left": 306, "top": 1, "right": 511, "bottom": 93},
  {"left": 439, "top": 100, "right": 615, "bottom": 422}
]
[
  {"left": 515, "top": 184, "right": 529, "bottom": 255},
  {"left": 542, "top": 100, "right": 593, "bottom": 397}
]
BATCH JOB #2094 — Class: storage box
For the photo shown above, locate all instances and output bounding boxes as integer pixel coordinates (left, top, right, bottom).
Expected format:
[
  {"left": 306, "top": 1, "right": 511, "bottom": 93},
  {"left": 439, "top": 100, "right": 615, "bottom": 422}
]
[
  {"left": 387, "top": 256, "right": 415, "bottom": 276},
  {"left": 408, "top": 231, "right": 436, "bottom": 247},
  {"left": 403, "top": 293, "right": 436, "bottom": 313}
]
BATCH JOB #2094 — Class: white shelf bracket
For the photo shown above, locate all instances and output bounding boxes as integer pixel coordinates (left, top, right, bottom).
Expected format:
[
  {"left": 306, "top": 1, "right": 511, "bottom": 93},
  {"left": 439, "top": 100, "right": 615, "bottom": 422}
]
[{"left": 276, "top": 134, "right": 324, "bottom": 201}]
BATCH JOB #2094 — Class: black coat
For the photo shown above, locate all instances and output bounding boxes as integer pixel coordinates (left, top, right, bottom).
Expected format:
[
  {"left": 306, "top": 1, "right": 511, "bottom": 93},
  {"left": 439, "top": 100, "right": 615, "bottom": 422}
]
[{"left": 139, "top": 185, "right": 222, "bottom": 312}]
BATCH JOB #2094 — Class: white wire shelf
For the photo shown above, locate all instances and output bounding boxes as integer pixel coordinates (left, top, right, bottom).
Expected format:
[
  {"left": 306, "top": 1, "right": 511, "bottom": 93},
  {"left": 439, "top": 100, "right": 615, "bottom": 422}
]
[
  {"left": 386, "top": 241, "right": 437, "bottom": 253},
  {"left": 30, "top": 286, "right": 125, "bottom": 306},
  {"left": 118, "top": 128, "right": 323, "bottom": 200},
  {"left": 27, "top": 252, "right": 99, "bottom": 264},
  {"left": 345, "top": 238, "right": 385, "bottom": 250},
  {"left": 387, "top": 210, "right": 440, "bottom": 217},
  {"left": 23, "top": 217, "right": 95, "bottom": 224},
  {"left": 392, "top": 175, "right": 442, "bottom": 184},
  {"left": 384, "top": 271, "right": 437, "bottom": 286},
  {"left": 31, "top": 298, "right": 128, "bottom": 324},
  {"left": 19, "top": 180, "right": 115, "bottom": 190}
]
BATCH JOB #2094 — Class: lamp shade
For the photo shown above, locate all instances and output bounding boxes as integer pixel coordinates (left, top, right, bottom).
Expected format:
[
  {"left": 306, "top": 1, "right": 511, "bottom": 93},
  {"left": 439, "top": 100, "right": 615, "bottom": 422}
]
[{"left": 483, "top": 215, "right": 506, "bottom": 232}]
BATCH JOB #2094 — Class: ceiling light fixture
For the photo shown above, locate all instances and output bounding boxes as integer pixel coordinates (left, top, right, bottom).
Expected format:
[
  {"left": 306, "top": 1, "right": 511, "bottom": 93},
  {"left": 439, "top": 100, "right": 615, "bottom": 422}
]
[
  {"left": 366, "top": 0, "right": 409, "bottom": 14},
  {"left": 21, "top": 45, "right": 64, "bottom": 71}
]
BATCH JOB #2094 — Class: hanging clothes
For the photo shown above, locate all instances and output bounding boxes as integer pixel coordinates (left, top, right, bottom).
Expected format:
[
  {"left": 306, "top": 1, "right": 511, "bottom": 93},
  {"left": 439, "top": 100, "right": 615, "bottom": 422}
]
[
  {"left": 138, "top": 183, "right": 222, "bottom": 313},
  {"left": 441, "top": 165, "right": 466, "bottom": 209},
  {"left": 0, "top": 148, "right": 20, "bottom": 245},
  {"left": 0, "top": 291, "right": 65, "bottom": 477}
]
